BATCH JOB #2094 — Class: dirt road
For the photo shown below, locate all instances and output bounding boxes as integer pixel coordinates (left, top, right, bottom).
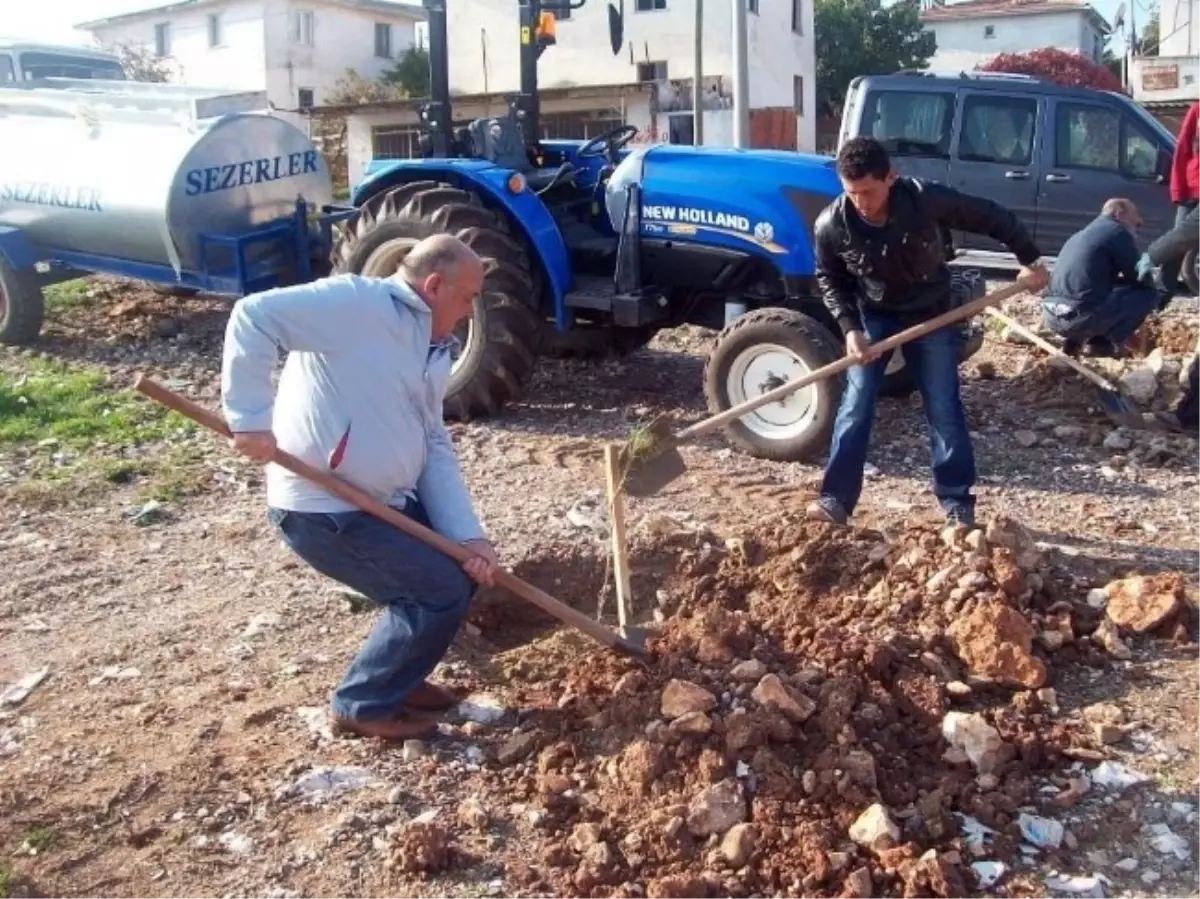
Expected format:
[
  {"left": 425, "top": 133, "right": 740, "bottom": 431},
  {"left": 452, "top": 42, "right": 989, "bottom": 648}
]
[{"left": 1, "top": 276, "right": 1197, "bottom": 898}]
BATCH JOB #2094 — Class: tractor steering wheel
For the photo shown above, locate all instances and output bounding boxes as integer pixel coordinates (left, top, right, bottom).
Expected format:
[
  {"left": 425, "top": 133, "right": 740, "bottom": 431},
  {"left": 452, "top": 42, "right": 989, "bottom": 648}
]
[{"left": 575, "top": 124, "right": 639, "bottom": 161}]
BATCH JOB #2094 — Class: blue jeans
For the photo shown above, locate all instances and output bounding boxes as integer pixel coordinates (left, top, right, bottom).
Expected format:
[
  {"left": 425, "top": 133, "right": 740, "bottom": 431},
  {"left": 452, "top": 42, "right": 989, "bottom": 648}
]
[
  {"left": 267, "top": 499, "right": 474, "bottom": 723},
  {"left": 1042, "top": 284, "right": 1162, "bottom": 345},
  {"left": 820, "top": 313, "right": 975, "bottom": 516}
]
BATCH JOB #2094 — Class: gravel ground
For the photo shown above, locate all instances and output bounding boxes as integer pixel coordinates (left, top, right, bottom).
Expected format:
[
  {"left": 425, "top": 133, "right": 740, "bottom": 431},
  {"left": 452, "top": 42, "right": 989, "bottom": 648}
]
[{"left": 0, "top": 273, "right": 1197, "bottom": 898}]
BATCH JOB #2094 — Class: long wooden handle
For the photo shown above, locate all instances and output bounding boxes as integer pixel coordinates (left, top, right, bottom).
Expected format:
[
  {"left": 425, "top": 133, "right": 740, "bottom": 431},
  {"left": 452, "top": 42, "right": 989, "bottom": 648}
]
[
  {"left": 677, "top": 279, "right": 1032, "bottom": 441},
  {"left": 983, "top": 307, "right": 1121, "bottom": 392},
  {"left": 133, "top": 376, "right": 637, "bottom": 653}
]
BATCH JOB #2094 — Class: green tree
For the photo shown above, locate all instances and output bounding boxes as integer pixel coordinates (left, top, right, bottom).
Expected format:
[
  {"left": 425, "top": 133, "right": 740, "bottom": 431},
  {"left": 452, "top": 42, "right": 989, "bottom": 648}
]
[
  {"left": 98, "top": 41, "right": 178, "bottom": 82},
  {"left": 1138, "top": 9, "right": 1160, "bottom": 55},
  {"left": 814, "top": 0, "right": 936, "bottom": 116},
  {"left": 382, "top": 45, "right": 431, "bottom": 98}
]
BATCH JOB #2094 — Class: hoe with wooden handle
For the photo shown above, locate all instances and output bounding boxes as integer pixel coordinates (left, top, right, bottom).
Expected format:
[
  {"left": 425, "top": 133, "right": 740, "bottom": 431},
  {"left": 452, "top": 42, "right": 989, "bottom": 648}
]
[
  {"left": 621, "top": 280, "right": 1034, "bottom": 497},
  {"left": 133, "top": 376, "right": 649, "bottom": 657}
]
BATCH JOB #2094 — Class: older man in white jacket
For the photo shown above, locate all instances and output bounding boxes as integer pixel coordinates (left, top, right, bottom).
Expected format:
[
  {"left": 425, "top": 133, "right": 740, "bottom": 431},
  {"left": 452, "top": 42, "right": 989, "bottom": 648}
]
[{"left": 221, "top": 234, "right": 498, "bottom": 741}]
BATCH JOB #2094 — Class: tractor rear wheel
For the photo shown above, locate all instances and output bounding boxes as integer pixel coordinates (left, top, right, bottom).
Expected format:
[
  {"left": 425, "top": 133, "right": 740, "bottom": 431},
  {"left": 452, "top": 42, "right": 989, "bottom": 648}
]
[
  {"left": 333, "top": 181, "right": 541, "bottom": 421},
  {"left": 703, "top": 307, "right": 842, "bottom": 462},
  {"left": 0, "top": 254, "right": 45, "bottom": 346}
]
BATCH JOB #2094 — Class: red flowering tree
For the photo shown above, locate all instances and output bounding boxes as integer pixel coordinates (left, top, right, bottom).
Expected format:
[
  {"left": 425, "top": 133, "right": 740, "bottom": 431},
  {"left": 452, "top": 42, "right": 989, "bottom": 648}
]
[{"left": 976, "top": 47, "right": 1125, "bottom": 93}]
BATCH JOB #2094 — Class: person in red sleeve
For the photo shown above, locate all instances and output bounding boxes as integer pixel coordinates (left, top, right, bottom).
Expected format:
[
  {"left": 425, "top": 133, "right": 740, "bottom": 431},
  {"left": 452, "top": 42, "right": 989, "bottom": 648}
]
[{"left": 1169, "top": 101, "right": 1199, "bottom": 226}]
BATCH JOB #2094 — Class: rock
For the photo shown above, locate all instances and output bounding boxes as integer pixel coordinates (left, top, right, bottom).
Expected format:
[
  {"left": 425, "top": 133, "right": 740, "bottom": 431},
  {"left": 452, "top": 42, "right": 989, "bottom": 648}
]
[
  {"left": 946, "top": 681, "right": 972, "bottom": 699},
  {"left": 457, "top": 797, "right": 489, "bottom": 830},
  {"left": 844, "top": 749, "right": 878, "bottom": 789},
  {"left": 393, "top": 821, "right": 452, "bottom": 873},
  {"left": 984, "top": 516, "right": 1041, "bottom": 570},
  {"left": 686, "top": 778, "right": 746, "bottom": 837},
  {"left": 941, "top": 711, "right": 1010, "bottom": 774},
  {"left": 646, "top": 875, "right": 709, "bottom": 898},
  {"left": 976, "top": 773, "right": 999, "bottom": 790},
  {"left": 670, "top": 711, "right": 713, "bottom": 736},
  {"left": 661, "top": 680, "right": 717, "bottom": 719},
  {"left": 975, "top": 361, "right": 997, "bottom": 379},
  {"left": 849, "top": 803, "right": 899, "bottom": 852},
  {"left": 1086, "top": 587, "right": 1109, "bottom": 609},
  {"left": 1093, "top": 723, "right": 1124, "bottom": 744},
  {"left": 1093, "top": 618, "right": 1132, "bottom": 659},
  {"left": 1105, "top": 574, "right": 1183, "bottom": 633},
  {"left": 719, "top": 823, "right": 757, "bottom": 868},
  {"left": 568, "top": 822, "right": 604, "bottom": 853},
  {"left": 1104, "top": 431, "right": 1134, "bottom": 451},
  {"left": 1120, "top": 366, "right": 1159, "bottom": 405},
  {"left": 1038, "top": 631, "right": 1066, "bottom": 651},
  {"left": 1115, "top": 857, "right": 1139, "bottom": 872},
  {"left": 802, "top": 770, "right": 817, "bottom": 794},
  {"left": 614, "top": 671, "right": 647, "bottom": 695},
  {"left": 842, "top": 866, "right": 874, "bottom": 898},
  {"left": 402, "top": 740, "right": 428, "bottom": 762},
  {"left": 947, "top": 602, "right": 1047, "bottom": 689},
  {"left": 1015, "top": 430, "right": 1039, "bottom": 448},
  {"left": 1054, "top": 424, "right": 1085, "bottom": 441},
  {"left": 497, "top": 732, "right": 537, "bottom": 765},
  {"left": 1082, "top": 702, "right": 1125, "bottom": 726},
  {"left": 751, "top": 674, "right": 815, "bottom": 723},
  {"left": 730, "top": 659, "right": 767, "bottom": 682}
]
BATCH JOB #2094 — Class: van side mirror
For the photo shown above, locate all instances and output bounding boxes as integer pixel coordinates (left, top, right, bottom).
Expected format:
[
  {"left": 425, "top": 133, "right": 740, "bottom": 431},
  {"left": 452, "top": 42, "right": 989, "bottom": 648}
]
[{"left": 607, "top": 0, "right": 624, "bottom": 55}]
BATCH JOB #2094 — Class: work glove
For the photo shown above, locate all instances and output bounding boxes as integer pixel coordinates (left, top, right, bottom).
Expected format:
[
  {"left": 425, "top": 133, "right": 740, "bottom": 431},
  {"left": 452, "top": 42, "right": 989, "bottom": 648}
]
[{"left": 1135, "top": 252, "right": 1156, "bottom": 284}]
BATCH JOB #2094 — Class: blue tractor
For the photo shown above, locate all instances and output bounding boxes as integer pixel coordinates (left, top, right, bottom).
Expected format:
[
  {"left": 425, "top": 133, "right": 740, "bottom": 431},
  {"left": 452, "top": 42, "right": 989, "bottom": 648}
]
[{"left": 333, "top": 0, "right": 985, "bottom": 461}]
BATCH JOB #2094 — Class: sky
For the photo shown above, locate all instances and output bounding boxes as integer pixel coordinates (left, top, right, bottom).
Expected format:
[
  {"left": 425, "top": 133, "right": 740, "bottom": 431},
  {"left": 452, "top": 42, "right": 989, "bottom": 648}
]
[{"left": 1, "top": 0, "right": 1145, "bottom": 49}]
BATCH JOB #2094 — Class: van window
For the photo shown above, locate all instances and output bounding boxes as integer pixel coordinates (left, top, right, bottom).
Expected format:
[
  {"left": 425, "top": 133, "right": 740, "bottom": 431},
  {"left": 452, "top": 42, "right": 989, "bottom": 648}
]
[
  {"left": 0, "top": 54, "right": 13, "bottom": 82},
  {"left": 18, "top": 52, "right": 126, "bottom": 80},
  {"left": 957, "top": 94, "right": 1037, "bottom": 166},
  {"left": 1055, "top": 103, "right": 1120, "bottom": 170},
  {"left": 863, "top": 89, "right": 954, "bottom": 158},
  {"left": 1056, "top": 102, "right": 1163, "bottom": 179}
]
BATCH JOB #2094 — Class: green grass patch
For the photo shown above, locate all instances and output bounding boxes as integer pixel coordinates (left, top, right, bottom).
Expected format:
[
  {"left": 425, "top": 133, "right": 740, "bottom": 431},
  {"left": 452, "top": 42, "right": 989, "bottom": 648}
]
[
  {"left": 0, "top": 862, "right": 12, "bottom": 899},
  {"left": 0, "top": 357, "right": 210, "bottom": 509},
  {"left": 21, "top": 828, "right": 53, "bottom": 854},
  {"left": 43, "top": 279, "right": 92, "bottom": 315}
]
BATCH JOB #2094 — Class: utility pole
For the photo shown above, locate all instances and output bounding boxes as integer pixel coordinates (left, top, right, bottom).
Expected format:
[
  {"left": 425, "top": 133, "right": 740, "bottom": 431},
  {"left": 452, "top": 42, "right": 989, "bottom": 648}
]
[
  {"left": 731, "top": 0, "right": 749, "bottom": 148},
  {"left": 693, "top": 0, "right": 703, "bottom": 145}
]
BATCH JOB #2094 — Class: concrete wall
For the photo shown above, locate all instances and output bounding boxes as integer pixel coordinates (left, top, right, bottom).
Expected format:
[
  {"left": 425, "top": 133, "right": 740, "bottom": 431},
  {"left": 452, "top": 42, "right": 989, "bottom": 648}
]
[
  {"left": 89, "top": 0, "right": 269, "bottom": 92},
  {"left": 1131, "top": 55, "right": 1200, "bottom": 105},
  {"left": 442, "top": 0, "right": 816, "bottom": 150},
  {"left": 1159, "top": 0, "right": 1196, "bottom": 57},
  {"left": 86, "top": 0, "right": 421, "bottom": 111},
  {"left": 261, "top": 0, "right": 420, "bottom": 108},
  {"left": 923, "top": 10, "right": 1105, "bottom": 72}
]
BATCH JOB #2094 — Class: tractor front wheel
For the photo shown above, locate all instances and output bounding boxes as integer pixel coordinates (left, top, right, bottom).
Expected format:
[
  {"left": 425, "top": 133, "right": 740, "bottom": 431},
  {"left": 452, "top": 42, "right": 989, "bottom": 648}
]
[
  {"left": 332, "top": 181, "right": 541, "bottom": 421},
  {"left": 703, "top": 307, "right": 842, "bottom": 462},
  {"left": 0, "top": 255, "right": 45, "bottom": 346}
]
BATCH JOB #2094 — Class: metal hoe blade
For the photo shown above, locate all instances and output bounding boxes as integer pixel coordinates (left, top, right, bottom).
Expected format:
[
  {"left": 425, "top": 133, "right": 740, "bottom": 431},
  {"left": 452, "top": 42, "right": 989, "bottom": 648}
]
[{"left": 620, "top": 416, "right": 688, "bottom": 497}]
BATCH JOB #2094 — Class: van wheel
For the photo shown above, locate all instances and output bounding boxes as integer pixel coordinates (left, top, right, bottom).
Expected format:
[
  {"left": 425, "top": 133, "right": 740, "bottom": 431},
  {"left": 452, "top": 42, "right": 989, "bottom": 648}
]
[
  {"left": 1183, "top": 248, "right": 1199, "bottom": 296},
  {"left": 703, "top": 308, "right": 842, "bottom": 462}
]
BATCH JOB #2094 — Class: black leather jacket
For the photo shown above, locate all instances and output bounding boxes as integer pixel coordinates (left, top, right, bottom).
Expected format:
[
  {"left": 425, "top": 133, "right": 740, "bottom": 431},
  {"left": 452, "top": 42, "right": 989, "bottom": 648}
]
[{"left": 814, "top": 176, "right": 1042, "bottom": 336}]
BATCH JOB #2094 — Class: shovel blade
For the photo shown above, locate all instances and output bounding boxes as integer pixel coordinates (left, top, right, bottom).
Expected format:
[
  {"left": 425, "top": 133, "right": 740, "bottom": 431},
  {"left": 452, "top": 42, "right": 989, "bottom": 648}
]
[
  {"left": 622, "top": 445, "right": 688, "bottom": 497},
  {"left": 1096, "top": 388, "right": 1146, "bottom": 430}
]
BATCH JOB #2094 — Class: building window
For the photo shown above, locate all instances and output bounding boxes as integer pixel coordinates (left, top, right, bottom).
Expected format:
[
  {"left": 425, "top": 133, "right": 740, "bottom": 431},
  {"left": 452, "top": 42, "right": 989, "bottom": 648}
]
[
  {"left": 373, "top": 125, "right": 423, "bottom": 159},
  {"left": 154, "top": 22, "right": 171, "bottom": 56},
  {"left": 636, "top": 60, "right": 668, "bottom": 81},
  {"left": 791, "top": 0, "right": 803, "bottom": 34},
  {"left": 208, "top": 13, "right": 222, "bottom": 47},
  {"left": 635, "top": 0, "right": 667, "bottom": 10},
  {"left": 290, "top": 10, "right": 315, "bottom": 45},
  {"left": 983, "top": 24, "right": 995, "bottom": 37},
  {"left": 298, "top": 87, "right": 315, "bottom": 109},
  {"left": 374, "top": 22, "right": 392, "bottom": 57},
  {"left": 748, "top": 0, "right": 759, "bottom": 12},
  {"left": 793, "top": 75, "right": 804, "bottom": 114}
]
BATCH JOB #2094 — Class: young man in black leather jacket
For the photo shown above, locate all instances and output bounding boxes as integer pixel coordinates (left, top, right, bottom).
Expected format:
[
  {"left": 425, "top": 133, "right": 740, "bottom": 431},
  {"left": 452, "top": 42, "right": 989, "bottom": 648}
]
[{"left": 806, "top": 137, "right": 1049, "bottom": 529}]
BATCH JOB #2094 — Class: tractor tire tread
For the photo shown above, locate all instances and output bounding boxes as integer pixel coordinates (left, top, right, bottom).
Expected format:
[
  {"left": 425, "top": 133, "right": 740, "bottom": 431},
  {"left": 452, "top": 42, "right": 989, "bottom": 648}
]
[
  {"left": 0, "top": 255, "right": 46, "bottom": 346},
  {"left": 330, "top": 182, "right": 541, "bottom": 422}
]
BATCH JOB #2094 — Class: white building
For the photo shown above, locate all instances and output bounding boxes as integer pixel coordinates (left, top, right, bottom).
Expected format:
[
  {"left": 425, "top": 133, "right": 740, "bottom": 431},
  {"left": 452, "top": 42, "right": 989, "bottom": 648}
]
[
  {"left": 329, "top": 0, "right": 816, "bottom": 185},
  {"left": 1129, "top": 0, "right": 1198, "bottom": 114},
  {"left": 76, "top": 0, "right": 425, "bottom": 114},
  {"left": 919, "top": 0, "right": 1111, "bottom": 72}
]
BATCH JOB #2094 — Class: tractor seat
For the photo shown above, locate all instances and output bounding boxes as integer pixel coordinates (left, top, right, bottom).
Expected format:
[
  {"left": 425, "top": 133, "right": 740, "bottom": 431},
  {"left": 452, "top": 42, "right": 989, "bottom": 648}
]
[{"left": 467, "top": 116, "right": 571, "bottom": 191}]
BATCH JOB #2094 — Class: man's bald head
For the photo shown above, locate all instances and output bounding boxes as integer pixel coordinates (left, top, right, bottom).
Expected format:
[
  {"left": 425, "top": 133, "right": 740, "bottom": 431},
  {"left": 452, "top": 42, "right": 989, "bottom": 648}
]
[
  {"left": 398, "top": 234, "right": 486, "bottom": 340},
  {"left": 1101, "top": 198, "right": 1142, "bottom": 230}
]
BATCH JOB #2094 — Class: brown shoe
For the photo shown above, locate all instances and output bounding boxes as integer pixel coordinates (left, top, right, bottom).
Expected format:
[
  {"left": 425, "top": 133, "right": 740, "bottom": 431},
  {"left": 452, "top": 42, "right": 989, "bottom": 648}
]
[
  {"left": 404, "top": 680, "right": 461, "bottom": 712},
  {"left": 332, "top": 712, "right": 438, "bottom": 741}
]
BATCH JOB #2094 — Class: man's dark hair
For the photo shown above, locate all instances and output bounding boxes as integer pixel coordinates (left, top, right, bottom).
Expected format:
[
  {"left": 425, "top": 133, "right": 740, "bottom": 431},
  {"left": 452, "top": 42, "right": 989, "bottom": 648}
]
[{"left": 836, "top": 137, "right": 892, "bottom": 182}]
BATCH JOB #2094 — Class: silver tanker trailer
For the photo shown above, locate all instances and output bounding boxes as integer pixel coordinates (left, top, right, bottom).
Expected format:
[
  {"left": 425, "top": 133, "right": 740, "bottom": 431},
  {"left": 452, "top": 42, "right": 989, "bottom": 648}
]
[{"left": 0, "top": 77, "right": 356, "bottom": 344}]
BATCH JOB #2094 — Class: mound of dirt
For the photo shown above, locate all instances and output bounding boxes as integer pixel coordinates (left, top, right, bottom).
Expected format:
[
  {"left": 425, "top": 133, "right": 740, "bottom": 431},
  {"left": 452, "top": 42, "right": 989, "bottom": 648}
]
[{"left": 451, "top": 512, "right": 1144, "bottom": 898}]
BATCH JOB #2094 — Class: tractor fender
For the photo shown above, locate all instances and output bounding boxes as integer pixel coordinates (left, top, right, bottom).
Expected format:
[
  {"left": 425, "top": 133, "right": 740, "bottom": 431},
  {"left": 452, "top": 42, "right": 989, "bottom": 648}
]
[
  {"left": 352, "top": 162, "right": 572, "bottom": 325},
  {"left": 0, "top": 226, "right": 40, "bottom": 271}
]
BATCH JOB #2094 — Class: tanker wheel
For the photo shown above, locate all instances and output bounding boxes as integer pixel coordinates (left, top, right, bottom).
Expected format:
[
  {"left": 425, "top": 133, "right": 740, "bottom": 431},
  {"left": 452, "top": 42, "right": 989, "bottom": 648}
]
[
  {"left": 1183, "top": 248, "right": 1199, "bottom": 296},
  {"left": 0, "top": 255, "right": 46, "bottom": 346},
  {"left": 332, "top": 180, "right": 540, "bottom": 421},
  {"left": 703, "top": 307, "right": 842, "bottom": 462}
]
